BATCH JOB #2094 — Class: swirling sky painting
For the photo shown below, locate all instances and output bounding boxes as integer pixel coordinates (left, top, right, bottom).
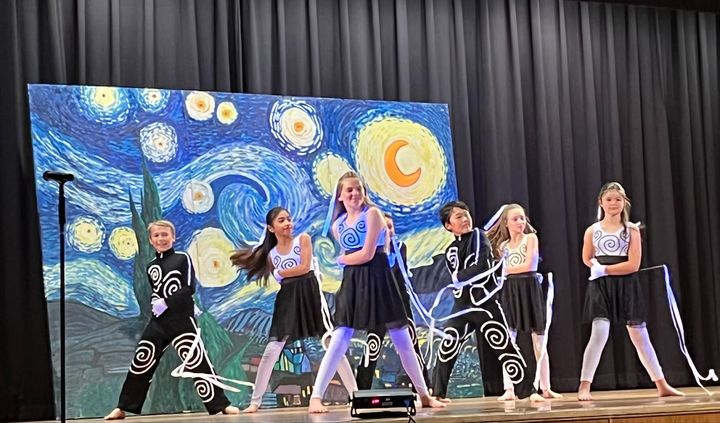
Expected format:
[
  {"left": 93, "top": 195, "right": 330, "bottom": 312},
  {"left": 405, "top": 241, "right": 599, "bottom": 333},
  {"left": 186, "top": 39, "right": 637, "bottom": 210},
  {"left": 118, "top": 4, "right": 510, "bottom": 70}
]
[{"left": 29, "top": 85, "right": 473, "bottom": 418}]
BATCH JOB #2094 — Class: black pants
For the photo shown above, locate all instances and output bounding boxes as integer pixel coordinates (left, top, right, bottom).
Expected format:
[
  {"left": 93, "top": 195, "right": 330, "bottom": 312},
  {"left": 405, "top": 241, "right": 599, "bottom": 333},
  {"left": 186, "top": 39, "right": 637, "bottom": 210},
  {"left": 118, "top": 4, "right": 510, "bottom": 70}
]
[
  {"left": 432, "top": 299, "right": 534, "bottom": 399},
  {"left": 355, "top": 317, "right": 431, "bottom": 390},
  {"left": 117, "top": 316, "right": 231, "bottom": 414}
]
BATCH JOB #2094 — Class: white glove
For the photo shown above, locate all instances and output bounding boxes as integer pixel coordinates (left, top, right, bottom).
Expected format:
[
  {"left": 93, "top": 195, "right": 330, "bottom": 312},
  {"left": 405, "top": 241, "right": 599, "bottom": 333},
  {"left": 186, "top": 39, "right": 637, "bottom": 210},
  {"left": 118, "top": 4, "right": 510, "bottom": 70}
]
[
  {"left": 273, "top": 268, "right": 284, "bottom": 283},
  {"left": 336, "top": 256, "right": 346, "bottom": 270},
  {"left": 151, "top": 298, "right": 168, "bottom": 317},
  {"left": 588, "top": 258, "right": 608, "bottom": 281}
]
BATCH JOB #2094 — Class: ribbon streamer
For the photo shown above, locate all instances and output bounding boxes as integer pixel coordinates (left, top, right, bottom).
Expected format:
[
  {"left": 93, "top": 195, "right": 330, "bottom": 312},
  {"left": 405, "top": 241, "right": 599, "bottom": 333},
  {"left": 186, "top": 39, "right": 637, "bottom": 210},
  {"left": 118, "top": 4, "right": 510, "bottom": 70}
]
[{"left": 171, "top": 317, "right": 254, "bottom": 391}]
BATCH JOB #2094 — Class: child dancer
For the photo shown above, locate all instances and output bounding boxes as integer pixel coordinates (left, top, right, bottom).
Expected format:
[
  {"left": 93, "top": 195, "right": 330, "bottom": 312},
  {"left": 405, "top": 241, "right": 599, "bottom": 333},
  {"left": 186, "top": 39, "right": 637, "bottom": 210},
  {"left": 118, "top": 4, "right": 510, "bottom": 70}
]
[
  {"left": 432, "top": 201, "right": 541, "bottom": 402},
  {"left": 105, "top": 220, "right": 240, "bottom": 420},
  {"left": 355, "top": 213, "right": 431, "bottom": 390},
  {"left": 309, "top": 171, "right": 445, "bottom": 413},
  {"left": 578, "top": 182, "right": 683, "bottom": 400},
  {"left": 229, "top": 207, "right": 357, "bottom": 412},
  {"left": 486, "top": 204, "right": 562, "bottom": 400}
]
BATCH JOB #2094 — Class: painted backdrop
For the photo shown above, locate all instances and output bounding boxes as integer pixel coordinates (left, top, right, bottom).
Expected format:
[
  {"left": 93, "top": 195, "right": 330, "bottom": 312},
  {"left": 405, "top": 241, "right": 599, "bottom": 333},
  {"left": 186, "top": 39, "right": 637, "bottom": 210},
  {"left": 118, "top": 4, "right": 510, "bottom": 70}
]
[{"left": 29, "top": 85, "right": 481, "bottom": 418}]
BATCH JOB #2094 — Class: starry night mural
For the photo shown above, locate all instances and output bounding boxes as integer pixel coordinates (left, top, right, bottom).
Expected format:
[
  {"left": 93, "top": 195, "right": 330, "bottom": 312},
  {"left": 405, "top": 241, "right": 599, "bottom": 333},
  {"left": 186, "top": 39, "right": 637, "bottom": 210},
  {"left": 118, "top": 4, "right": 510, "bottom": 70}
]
[{"left": 29, "top": 85, "right": 483, "bottom": 418}]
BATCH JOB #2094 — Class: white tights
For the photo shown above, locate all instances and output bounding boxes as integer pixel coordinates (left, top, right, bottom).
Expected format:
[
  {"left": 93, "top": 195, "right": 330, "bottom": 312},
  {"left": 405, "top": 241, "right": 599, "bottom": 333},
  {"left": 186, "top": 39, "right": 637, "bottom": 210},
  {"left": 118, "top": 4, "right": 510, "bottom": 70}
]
[
  {"left": 502, "top": 330, "right": 552, "bottom": 391},
  {"left": 580, "top": 319, "right": 663, "bottom": 383},
  {"left": 250, "top": 340, "right": 357, "bottom": 406},
  {"left": 311, "top": 326, "right": 428, "bottom": 400}
]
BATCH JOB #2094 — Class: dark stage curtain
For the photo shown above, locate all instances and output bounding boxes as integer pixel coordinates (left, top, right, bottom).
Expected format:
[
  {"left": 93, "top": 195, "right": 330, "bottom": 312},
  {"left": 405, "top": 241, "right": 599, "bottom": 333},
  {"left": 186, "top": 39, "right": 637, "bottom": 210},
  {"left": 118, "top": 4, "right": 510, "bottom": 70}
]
[{"left": 1, "top": 0, "right": 718, "bottom": 420}]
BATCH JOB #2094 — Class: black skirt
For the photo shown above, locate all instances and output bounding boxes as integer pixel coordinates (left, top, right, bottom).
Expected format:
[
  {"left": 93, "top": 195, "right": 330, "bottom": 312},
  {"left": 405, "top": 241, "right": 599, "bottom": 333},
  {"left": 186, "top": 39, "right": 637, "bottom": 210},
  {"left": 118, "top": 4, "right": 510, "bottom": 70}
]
[
  {"left": 500, "top": 272, "right": 546, "bottom": 334},
  {"left": 582, "top": 256, "right": 646, "bottom": 325},
  {"left": 267, "top": 271, "right": 326, "bottom": 342},
  {"left": 334, "top": 251, "right": 409, "bottom": 331}
]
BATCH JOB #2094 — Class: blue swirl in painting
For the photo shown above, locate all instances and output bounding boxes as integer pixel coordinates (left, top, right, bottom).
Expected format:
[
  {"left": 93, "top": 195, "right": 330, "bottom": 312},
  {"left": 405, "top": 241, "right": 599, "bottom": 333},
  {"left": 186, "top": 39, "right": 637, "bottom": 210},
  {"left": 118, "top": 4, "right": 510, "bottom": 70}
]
[
  {"left": 269, "top": 99, "right": 323, "bottom": 156},
  {"left": 28, "top": 84, "right": 458, "bottom": 332},
  {"left": 44, "top": 259, "right": 139, "bottom": 319}
]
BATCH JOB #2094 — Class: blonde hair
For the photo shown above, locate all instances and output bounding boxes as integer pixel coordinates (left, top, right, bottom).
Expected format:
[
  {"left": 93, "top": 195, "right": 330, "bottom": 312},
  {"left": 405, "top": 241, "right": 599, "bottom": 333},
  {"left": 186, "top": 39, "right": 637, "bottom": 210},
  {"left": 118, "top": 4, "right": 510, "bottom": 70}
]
[
  {"left": 147, "top": 220, "right": 176, "bottom": 237},
  {"left": 331, "top": 171, "right": 378, "bottom": 223},
  {"left": 486, "top": 204, "right": 536, "bottom": 258},
  {"left": 597, "top": 182, "right": 631, "bottom": 224}
]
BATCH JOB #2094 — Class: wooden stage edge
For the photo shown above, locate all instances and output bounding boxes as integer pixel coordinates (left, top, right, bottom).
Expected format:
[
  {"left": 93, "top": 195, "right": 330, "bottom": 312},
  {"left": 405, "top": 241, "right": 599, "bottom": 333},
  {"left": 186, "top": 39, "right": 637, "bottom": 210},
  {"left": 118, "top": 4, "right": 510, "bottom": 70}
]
[{"left": 33, "top": 387, "right": 720, "bottom": 423}]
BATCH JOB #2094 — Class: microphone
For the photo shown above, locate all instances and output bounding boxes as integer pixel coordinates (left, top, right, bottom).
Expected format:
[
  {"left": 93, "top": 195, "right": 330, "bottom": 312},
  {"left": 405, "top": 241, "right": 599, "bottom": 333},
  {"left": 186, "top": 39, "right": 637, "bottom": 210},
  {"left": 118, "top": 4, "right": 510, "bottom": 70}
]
[{"left": 43, "top": 171, "right": 75, "bottom": 183}]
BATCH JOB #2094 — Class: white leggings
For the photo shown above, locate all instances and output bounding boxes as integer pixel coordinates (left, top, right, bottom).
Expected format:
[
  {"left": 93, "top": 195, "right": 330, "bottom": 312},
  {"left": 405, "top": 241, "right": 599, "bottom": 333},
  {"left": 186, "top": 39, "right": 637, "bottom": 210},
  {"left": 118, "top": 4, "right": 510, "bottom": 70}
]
[
  {"left": 311, "top": 326, "right": 429, "bottom": 399},
  {"left": 249, "top": 340, "right": 357, "bottom": 406},
  {"left": 580, "top": 319, "right": 663, "bottom": 383},
  {"left": 502, "top": 330, "right": 552, "bottom": 391}
]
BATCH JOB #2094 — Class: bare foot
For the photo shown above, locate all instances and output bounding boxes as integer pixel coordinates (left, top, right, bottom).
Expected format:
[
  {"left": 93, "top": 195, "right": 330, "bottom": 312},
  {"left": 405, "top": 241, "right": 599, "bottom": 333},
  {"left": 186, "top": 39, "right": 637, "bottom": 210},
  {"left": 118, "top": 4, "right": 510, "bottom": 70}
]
[
  {"left": 656, "top": 379, "right": 685, "bottom": 397},
  {"left": 223, "top": 405, "right": 240, "bottom": 415},
  {"left": 436, "top": 396, "right": 452, "bottom": 404},
  {"left": 578, "top": 380, "right": 593, "bottom": 401},
  {"left": 542, "top": 389, "right": 563, "bottom": 399},
  {"left": 420, "top": 395, "right": 447, "bottom": 408},
  {"left": 104, "top": 408, "right": 125, "bottom": 420},
  {"left": 308, "top": 397, "right": 328, "bottom": 413},
  {"left": 242, "top": 404, "right": 259, "bottom": 413},
  {"left": 497, "top": 389, "right": 516, "bottom": 401},
  {"left": 528, "top": 393, "right": 546, "bottom": 403}
]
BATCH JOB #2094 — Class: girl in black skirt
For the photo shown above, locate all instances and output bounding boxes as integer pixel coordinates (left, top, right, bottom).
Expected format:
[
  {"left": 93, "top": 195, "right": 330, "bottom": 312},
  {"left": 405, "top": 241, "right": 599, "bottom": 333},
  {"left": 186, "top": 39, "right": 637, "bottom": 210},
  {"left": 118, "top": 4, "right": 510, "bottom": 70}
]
[
  {"left": 308, "top": 171, "right": 445, "bottom": 413},
  {"left": 577, "top": 182, "right": 683, "bottom": 400},
  {"left": 487, "top": 204, "right": 562, "bottom": 400},
  {"left": 230, "top": 207, "right": 357, "bottom": 413}
]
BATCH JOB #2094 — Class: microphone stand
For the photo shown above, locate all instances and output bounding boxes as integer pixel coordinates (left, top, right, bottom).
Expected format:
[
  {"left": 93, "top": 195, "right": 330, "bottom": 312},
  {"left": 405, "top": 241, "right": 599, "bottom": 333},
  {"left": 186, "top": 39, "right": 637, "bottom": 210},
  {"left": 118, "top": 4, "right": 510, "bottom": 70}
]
[{"left": 44, "top": 173, "right": 72, "bottom": 423}]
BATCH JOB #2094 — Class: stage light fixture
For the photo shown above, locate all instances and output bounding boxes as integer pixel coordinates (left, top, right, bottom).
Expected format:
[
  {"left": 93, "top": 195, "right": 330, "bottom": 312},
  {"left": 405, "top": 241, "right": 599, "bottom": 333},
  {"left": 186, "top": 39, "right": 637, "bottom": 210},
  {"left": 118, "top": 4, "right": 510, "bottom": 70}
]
[{"left": 350, "top": 388, "right": 416, "bottom": 421}]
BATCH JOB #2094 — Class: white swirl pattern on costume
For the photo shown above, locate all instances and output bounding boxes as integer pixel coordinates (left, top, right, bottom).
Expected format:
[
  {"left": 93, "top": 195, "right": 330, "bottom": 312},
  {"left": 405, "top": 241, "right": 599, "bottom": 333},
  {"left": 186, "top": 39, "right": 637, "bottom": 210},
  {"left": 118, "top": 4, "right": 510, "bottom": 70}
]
[
  {"left": 366, "top": 333, "right": 382, "bottom": 361},
  {"left": 592, "top": 223, "right": 630, "bottom": 256},
  {"left": 437, "top": 325, "right": 471, "bottom": 362},
  {"left": 129, "top": 340, "right": 157, "bottom": 375},
  {"left": 194, "top": 379, "right": 215, "bottom": 403},
  {"left": 162, "top": 270, "right": 183, "bottom": 297},
  {"left": 500, "top": 353, "right": 525, "bottom": 383},
  {"left": 148, "top": 264, "right": 162, "bottom": 286},
  {"left": 172, "top": 333, "right": 205, "bottom": 370},
  {"left": 480, "top": 320, "right": 510, "bottom": 349}
]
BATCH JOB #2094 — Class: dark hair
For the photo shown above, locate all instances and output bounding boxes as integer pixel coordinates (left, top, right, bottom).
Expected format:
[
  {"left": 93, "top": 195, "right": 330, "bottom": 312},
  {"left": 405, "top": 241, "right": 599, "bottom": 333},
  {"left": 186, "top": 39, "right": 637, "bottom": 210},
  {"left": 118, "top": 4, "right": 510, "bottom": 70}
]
[
  {"left": 229, "top": 207, "right": 287, "bottom": 285},
  {"left": 439, "top": 201, "right": 471, "bottom": 226}
]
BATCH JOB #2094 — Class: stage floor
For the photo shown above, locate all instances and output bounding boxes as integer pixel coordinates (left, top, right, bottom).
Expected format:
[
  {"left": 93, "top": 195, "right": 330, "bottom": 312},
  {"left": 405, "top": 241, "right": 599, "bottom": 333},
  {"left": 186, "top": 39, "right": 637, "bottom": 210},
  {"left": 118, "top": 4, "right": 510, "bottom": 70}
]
[{"left": 35, "top": 387, "right": 720, "bottom": 422}]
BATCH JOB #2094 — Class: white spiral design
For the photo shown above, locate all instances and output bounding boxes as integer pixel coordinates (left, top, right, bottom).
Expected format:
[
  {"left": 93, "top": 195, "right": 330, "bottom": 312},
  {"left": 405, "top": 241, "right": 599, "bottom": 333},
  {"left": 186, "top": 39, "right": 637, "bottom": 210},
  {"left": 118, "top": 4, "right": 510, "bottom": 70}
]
[
  {"left": 129, "top": 340, "right": 156, "bottom": 375},
  {"left": 446, "top": 247, "right": 459, "bottom": 271},
  {"left": 480, "top": 320, "right": 510, "bottom": 350},
  {"left": 501, "top": 355, "right": 525, "bottom": 384},
  {"left": 366, "top": 333, "right": 383, "bottom": 362},
  {"left": 438, "top": 327, "right": 464, "bottom": 362},
  {"left": 194, "top": 379, "right": 215, "bottom": 403},
  {"left": 172, "top": 334, "right": 205, "bottom": 370},
  {"left": 162, "top": 270, "right": 183, "bottom": 298},
  {"left": 148, "top": 264, "right": 162, "bottom": 285}
]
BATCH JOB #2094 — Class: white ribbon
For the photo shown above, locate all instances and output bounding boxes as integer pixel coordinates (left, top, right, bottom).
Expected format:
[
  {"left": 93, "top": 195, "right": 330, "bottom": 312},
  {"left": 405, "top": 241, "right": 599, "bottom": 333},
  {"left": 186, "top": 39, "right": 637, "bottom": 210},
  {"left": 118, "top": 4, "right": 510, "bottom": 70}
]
[
  {"left": 170, "top": 317, "right": 254, "bottom": 391},
  {"left": 657, "top": 265, "right": 717, "bottom": 395},
  {"left": 532, "top": 272, "right": 554, "bottom": 390}
]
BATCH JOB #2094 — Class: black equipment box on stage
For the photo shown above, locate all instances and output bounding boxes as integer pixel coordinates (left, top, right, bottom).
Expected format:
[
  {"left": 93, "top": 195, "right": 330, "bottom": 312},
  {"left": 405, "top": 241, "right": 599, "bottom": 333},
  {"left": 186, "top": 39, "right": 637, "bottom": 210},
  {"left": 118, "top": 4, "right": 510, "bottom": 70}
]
[{"left": 350, "top": 388, "right": 416, "bottom": 418}]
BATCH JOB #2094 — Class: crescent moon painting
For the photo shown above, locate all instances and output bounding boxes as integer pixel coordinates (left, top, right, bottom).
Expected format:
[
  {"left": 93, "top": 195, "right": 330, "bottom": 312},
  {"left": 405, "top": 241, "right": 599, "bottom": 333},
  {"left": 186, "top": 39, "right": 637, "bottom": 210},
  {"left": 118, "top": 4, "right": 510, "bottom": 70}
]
[
  {"left": 384, "top": 139, "right": 422, "bottom": 187},
  {"left": 28, "top": 85, "right": 464, "bottom": 418}
]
